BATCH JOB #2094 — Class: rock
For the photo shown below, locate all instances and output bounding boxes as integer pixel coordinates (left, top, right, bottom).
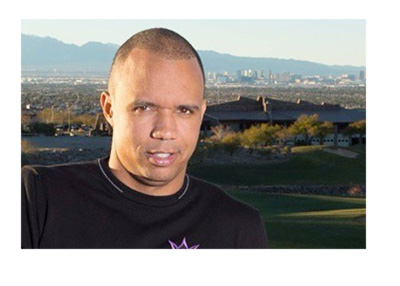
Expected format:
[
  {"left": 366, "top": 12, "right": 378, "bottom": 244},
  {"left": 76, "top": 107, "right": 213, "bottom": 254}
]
[
  {"left": 21, "top": 148, "right": 109, "bottom": 166},
  {"left": 225, "top": 184, "right": 366, "bottom": 197}
]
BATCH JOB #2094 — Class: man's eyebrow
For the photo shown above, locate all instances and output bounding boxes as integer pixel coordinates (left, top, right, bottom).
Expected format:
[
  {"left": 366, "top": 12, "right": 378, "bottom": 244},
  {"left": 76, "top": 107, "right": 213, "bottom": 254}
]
[
  {"left": 177, "top": 104, "right": 200, "bottom": 111},
  {"left": 128, "top": 100, "right": 159, "bottom": 108},
  {"left": 128, "top": 101, "right": 200, "bottom": 111}
]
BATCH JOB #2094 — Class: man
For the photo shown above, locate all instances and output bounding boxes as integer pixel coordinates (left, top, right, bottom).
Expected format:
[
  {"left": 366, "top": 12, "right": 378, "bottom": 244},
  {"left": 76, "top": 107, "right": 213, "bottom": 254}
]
[{"left": 21, "top": 28, "right": 267, "bottom": 249}]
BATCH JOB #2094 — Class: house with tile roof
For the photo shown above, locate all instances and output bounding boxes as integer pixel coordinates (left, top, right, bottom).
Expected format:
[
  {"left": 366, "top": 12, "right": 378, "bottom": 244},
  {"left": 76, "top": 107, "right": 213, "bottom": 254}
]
[{"left": 201, "top": 95, "right": 366, "bottom": 146}]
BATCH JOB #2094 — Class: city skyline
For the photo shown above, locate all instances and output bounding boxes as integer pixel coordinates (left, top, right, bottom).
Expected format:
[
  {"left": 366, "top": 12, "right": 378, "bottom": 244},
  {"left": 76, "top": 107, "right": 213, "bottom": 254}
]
[{"left": 21, "top": 19, "right": 366, "bottom": 67}]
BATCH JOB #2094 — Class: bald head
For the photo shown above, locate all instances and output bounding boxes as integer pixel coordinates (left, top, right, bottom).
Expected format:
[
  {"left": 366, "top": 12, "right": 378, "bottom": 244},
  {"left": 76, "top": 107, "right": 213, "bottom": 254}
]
[{"left": 108, "top": 28, "right": 205, "bottom": 95}]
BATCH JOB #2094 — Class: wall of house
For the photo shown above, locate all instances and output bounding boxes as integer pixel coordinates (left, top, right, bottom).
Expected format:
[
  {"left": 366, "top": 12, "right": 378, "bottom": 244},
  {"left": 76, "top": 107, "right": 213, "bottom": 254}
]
[
  {"left": 286, "top": 134, "right": 351, "bottom": 147},
  {"left": 311, "top": 134, "right": 350, "bottom": 147}
]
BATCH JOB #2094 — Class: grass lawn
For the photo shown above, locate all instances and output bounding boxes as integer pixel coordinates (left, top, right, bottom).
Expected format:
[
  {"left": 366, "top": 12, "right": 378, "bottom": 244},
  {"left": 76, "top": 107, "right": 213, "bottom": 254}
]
[
  {"left": 189, "top": 145, "right": 366, "bottom": 248},
  {"left": 188, "top": 145, "right": 366, "bottom": 185},
  {"left": 228, "top": 191, "right": 366, "bottom": 249}
]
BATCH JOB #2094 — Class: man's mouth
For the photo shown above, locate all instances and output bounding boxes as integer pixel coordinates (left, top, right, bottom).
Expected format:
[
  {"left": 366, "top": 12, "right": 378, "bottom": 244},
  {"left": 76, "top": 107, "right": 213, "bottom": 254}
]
[{"left": 147, "top": 151, "right": 177, "bottom": 167}]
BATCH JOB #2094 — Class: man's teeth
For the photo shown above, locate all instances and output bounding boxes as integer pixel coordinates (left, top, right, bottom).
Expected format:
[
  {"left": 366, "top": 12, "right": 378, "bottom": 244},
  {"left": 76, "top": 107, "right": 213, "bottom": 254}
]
[{"left": 153, "top": 153, "right": 171, "bottom": 158}]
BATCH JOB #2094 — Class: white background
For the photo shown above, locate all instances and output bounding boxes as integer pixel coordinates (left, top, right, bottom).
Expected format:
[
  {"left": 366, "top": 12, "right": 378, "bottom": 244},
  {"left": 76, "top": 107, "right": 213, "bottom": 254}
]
[{"left": 1, "top": 0, "right": 399, "bottom": 285}]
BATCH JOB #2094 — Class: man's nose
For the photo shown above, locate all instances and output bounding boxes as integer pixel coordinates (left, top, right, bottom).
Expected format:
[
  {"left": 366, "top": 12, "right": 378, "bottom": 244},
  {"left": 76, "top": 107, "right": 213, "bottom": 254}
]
[{"left": 151, "top": 111, "right": 178, "bottom": 140}]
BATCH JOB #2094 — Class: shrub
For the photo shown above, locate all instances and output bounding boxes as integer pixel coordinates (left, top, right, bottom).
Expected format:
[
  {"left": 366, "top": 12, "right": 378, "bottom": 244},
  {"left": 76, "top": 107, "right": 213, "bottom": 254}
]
[
  {"left": 258, "top": 147, "right": 272, "bottom": 156},
  {"left": 207, "top": 141, "right": 225, "bottom": 153},
  {"left": 28, "top": 122, "right": 55, "bottom": 135},
  {"left": 348, "top": 185, "right": 364, "bottom": 196},
  {"left": 210, "top": 125, "right": 233, "bottom": 142},
  {"left": 21, "top": 140, "right": 37, "bottom": 153},
  {"left": 189, "top": 143, "right": 207, "bottom": 166},
  {"left": 221, "top": 133, "right": 242, "bottom": 155},
  {"left": 241, "top": 124, "right": 281, "bottom": 148},
  {"left": 282, "top": 145, "right": 292, "bottom": 155}
]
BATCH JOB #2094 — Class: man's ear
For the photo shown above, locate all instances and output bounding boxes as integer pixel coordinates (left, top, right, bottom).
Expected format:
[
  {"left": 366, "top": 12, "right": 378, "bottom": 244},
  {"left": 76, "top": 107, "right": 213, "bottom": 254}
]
[
  {"left": 201, "top": 98, "right": 207, "bottom": 120},
  {"left": 100, "top": 92, "right": 114, "bottom": 127}
]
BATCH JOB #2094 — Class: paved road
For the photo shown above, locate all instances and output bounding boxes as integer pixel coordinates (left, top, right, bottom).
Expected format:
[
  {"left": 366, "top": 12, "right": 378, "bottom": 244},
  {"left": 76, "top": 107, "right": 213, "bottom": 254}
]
[{"left": 22, "top": 136, "right": 112, "bottom": 150}]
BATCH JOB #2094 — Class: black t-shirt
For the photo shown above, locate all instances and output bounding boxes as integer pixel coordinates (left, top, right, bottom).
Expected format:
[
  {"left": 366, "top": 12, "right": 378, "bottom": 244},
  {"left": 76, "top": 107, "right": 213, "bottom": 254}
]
[{"left": 21, "top": 157, "right": 268, "bottom": 249}]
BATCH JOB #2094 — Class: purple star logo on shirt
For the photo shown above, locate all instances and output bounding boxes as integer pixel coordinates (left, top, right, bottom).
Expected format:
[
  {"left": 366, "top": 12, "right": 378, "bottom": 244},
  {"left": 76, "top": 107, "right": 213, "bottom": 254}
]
[{"left": 168, "top": 237, "right": 200, "bottom": 249}]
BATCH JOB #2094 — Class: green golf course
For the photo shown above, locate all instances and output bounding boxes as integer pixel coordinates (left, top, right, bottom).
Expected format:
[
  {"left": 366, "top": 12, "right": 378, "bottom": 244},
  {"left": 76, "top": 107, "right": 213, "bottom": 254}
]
[{"left": 188, "top": 145, "right": 366, "bottom": 248}]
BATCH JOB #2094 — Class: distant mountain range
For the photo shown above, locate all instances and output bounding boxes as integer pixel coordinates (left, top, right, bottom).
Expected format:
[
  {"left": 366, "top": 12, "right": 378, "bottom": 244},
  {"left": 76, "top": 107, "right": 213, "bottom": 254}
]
[{"left": 21, "top": 34, "right": 365, "bottom": 76}]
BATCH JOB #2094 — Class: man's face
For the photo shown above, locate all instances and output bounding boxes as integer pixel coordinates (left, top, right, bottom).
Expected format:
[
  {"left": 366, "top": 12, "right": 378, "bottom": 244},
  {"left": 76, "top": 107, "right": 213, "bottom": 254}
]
[{"left": 105, "top": 49, "right": 206, "bottom": 187}]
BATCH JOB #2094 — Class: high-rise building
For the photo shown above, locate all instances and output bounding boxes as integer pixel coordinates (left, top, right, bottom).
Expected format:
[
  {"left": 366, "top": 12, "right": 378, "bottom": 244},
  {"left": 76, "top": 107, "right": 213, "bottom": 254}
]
[
  {"left": 360, "top": 70, "right": 366, "bottom": 81},
  {"left": 254, "top": 70, "right": 263, "bottom": 79},
  {"left": 207, "top": 72, "right": 217, "bottom": 81},
  {"left": 348, "top": 74, "right": 356, "bottom": 81},
  {"left": 282, "top": 72, "right": 291, "bottom": 83},
  {"left": 267, "top": 70, "right": 272, "bottom": 84},
  {"left": 243, "top": 69, "right": 252, "bottom": 77}
]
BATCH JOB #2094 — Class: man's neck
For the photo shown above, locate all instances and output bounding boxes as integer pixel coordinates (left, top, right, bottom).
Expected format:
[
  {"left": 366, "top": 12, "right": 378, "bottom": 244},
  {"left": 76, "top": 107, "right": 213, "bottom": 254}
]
[{"left": 108, "top": 154, "right": 186, "bottom": 197}]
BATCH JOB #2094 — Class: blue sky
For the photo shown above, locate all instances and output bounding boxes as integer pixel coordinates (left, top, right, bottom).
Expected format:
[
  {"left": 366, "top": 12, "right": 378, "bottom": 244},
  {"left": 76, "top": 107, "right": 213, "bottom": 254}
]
[{"left": 22, "top": 19, "right": 365, "bottom": 67}]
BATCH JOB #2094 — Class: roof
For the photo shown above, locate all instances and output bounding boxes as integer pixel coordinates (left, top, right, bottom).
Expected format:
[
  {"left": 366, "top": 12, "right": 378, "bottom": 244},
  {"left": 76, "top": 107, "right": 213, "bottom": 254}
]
[
  {"left": 271, "top": 109, "right": 366, "bottom": 123},
  {"left": 204, "top": 111, "right": 270, "bottom": 122},
  {"left": 204, "top": 96, "right": 365, "bottom": 124},
  {"left": 265, "top": 98, "right": 340, "bottom": 111},
  {"left": 207, "top": 96, "right": 264, "bottom": 112}
]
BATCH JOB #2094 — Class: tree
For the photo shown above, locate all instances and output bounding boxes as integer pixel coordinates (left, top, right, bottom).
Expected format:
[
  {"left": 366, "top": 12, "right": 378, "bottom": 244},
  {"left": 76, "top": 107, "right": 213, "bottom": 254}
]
[
  {"left": 275, "top": 126, "right": 291, "bottom": 147},
  {"left": 310, "top": 121, "right": 334, "bottom": 145},
  {"left": 37, "top": 108, "right": 70, "bottom": 125},
  {"left": 221, "top": 132, "right": 241, "bottom": 156},
  {"left": 241, "top": 123, "right": 281, "bottom": 148},
  {"left": 210, "top": 124, "right": 233, "bottom": 142},
  {"left": 21, "top": 113, "right": 33, "bottom": 125},
  {"left": 241, "top": 124, "right": 265, "bottom": 148},
  {"left": 28, "top": 122, "right": 55, "bottom": 135},
  {"left": 73, "top": 113, "right": 97, "bottom": 127},
  {"left": 37, "top": 108, "right": 53, "bottom": 123},
  {"left": 348, "top": 120, "right": 366, "bottom": 144},
  {"left": 288, "top": 114, "right": 319, "bottom": 145},
  {"left": 261, "top": 124, "right": 281, "bottom": 146}
]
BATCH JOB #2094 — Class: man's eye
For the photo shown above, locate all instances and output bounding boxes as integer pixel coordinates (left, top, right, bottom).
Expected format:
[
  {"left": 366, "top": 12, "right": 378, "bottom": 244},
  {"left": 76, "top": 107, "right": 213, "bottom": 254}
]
[
  {"left": 179, "top": 107, "right": 193, "bottom": 115},
  {"left": 134, "top": 105, "right": 151, "bottom": 112}
]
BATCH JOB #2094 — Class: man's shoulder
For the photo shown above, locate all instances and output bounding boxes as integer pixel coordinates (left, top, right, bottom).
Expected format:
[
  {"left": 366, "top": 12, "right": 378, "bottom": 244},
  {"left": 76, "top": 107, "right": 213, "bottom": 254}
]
[
  {"left": 189, "top": 175, "right": 261, "bottom": 218},
  {"left": 22, "top": 159, "right": 100, "bottom": 181}
]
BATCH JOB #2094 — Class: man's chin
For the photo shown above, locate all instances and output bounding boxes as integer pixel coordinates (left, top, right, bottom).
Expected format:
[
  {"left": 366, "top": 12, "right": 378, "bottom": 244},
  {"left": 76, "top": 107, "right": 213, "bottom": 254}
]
[{"left": 136, "top": 166, "right": 185, "bottom": 187}]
